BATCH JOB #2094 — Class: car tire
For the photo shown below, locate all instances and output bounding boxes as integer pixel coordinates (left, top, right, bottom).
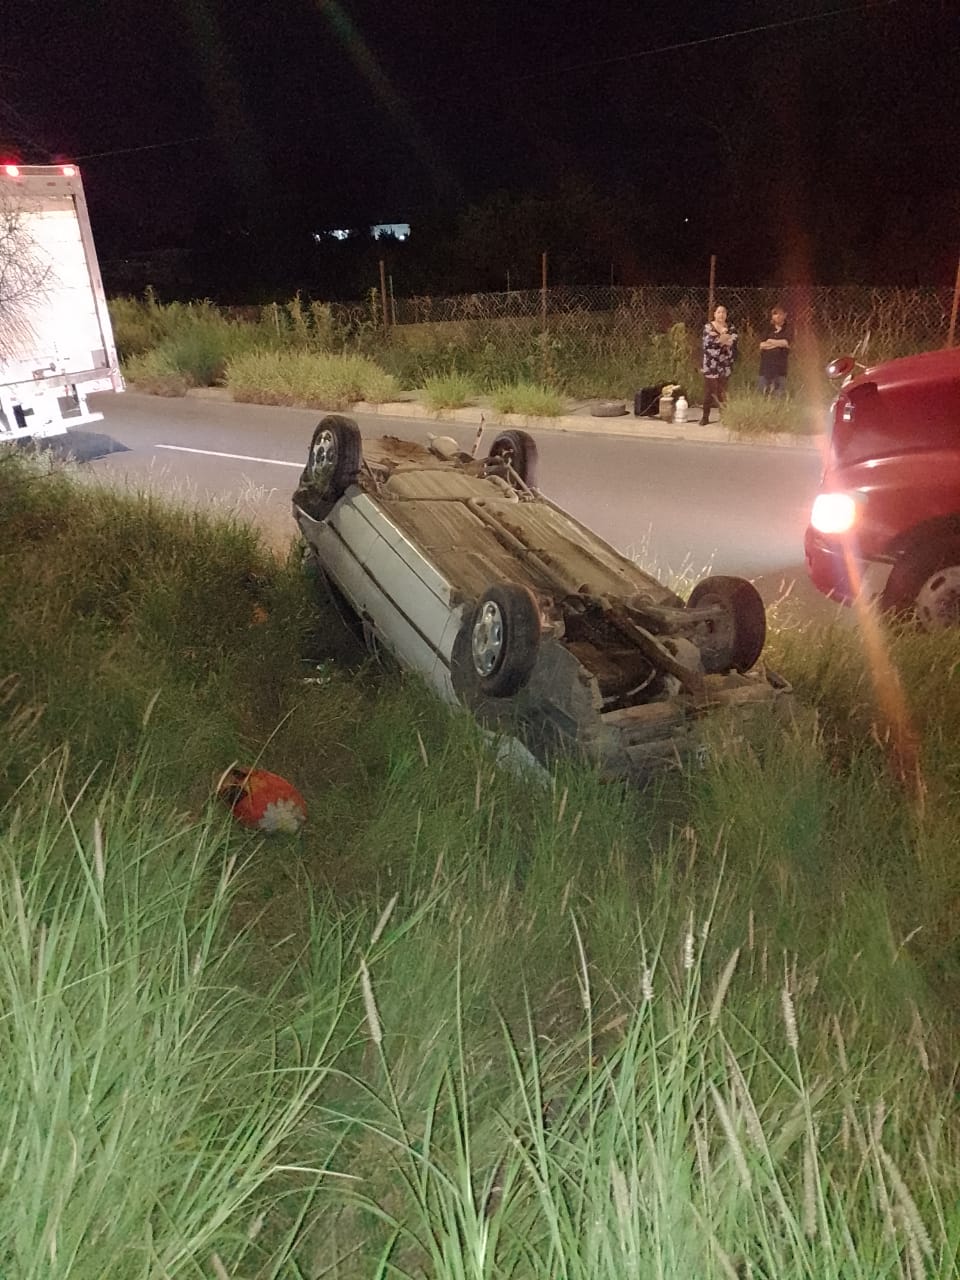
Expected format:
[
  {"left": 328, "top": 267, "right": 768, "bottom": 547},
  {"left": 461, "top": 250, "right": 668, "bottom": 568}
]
[
  {"left": 687, "top": 575, "right": 766, "bottom": 673},
  {"left": 453, "top": 582, "right": 542, "bottom": 699},
  {"left": 300, "top": 415, "right": 362, "bottom": 503},
  {"left": 590, "top": 400, "right": 628, "bottom": 417},
  {"left": 486, "top": 430, "right": 539, "bottom": 488},
  {"left": 881, "top": 537, "right": 960, "bottom": 630}
]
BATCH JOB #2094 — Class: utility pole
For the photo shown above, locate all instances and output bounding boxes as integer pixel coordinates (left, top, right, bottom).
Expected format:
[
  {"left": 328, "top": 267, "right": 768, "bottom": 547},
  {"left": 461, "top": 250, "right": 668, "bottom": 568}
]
[
  {"left": 707, "top": 254, "right": 717, "bottom": 317},
  {"left": 379, "top": 258, "right": 389, "bottom": 328}
]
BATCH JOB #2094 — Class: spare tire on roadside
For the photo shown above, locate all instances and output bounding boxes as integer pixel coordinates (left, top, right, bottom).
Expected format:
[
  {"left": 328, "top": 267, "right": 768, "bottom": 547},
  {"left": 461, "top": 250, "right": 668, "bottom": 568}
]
[{"left": 590, "top": 400, "right": 628, "bottom": 418}]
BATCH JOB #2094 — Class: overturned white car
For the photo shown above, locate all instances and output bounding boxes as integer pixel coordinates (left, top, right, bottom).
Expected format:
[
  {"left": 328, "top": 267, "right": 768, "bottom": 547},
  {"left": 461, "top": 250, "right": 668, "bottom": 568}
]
[{"left": 293, "top": 417, "right": 789, "bottom": 777}]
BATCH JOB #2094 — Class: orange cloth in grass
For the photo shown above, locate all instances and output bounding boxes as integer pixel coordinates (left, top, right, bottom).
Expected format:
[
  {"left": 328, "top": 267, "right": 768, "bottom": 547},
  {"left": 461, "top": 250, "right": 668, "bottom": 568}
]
[{"left": 218, "top": 767, "right": 306, "bottom": 833}]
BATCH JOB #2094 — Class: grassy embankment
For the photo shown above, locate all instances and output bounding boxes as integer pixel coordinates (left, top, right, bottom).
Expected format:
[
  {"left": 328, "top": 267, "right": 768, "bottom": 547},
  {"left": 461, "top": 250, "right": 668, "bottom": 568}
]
[{"left": 4, "top": 448, "right": 960, "bottom": 1276}]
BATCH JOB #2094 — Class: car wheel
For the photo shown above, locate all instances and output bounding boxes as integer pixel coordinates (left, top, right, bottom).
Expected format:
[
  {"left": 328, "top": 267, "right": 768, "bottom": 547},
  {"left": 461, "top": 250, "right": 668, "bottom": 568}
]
[
  {"left": 486, "top": 430, "right": 539, "bottom": 488},
  {"left": 882, "top": 538, "right": 960, "bottom": 630},
  {"left": 454, "top": 582, "right": 542, "bottom": 699},
  {"left": 687, "top": 575, "right": 766, "bottom": 673},
  {"left": 590, "top": 400, "right": 628, "bottom": 417},
  {"left": 301, "top": 415, "right": 362, "bottom": 503}
]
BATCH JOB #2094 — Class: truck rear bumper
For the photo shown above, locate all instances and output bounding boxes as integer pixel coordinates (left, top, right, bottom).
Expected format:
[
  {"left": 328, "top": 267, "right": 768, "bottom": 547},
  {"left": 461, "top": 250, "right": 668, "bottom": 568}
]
[{"left": 0, "top": 378, "right": 111, "bottom": 440}]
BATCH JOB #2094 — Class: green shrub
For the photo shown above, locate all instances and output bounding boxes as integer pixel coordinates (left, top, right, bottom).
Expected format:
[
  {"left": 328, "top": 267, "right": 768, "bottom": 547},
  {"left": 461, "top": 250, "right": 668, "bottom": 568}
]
[
  {"left": 108, "top": 293, "right": 167, "bottom": 359},
  {"left": 113, "top": 292, "right": 263, "bottom": 387},
  {"left": 377, "top": 341, "right": 450, "bottom": 389},
  {"left": 258, "top": 294, "right": 342, "bottom": 351},
  {"left": 225, "top": 348, "right": 398, "bottom": 408},
  {"left": 492, "top": 380, "right": 566, "bottom": 416},
  {"left": 6, "top": 452, "right": 960, "bottom": 1276},
  {"left": 122, "top": 348, "right": 188, "bottom": 396},
  {"left": 159, "top": 317, "right": 258, "bottom": 387},
  {"left": 421, "top": 370, "right": 479, "bottom": 411},
  {"left": 0, "top": 772, "right": 348, "bottom": 1279}
]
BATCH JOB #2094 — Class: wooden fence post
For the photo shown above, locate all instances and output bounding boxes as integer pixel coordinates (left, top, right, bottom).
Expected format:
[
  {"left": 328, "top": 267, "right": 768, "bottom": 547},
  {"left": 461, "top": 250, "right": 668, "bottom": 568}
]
[
  {"left": 707, "top": 254, "right": 717, "bottom": 317},
  {"left": 540, "top": 251, "right": 549, "bottom": 382},
  {"left": 379, "top": 258, "right": 389, "bottom": 328}
]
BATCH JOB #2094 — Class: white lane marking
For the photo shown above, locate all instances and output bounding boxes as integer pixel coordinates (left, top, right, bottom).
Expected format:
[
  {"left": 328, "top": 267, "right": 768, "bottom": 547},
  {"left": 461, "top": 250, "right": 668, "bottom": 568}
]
[{"left": 155, "top": 444, "right": 302, "bottom": 468}]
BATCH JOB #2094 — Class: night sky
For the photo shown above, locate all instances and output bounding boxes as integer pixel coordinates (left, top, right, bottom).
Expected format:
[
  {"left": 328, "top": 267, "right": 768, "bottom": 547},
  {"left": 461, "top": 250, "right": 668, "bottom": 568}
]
[{"left": 4, "top": 0, "right": 958, "bottom": 295}]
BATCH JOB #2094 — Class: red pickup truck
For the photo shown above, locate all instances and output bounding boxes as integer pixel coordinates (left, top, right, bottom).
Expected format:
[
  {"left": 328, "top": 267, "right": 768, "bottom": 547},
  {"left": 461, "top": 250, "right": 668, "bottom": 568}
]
[{"left": 804, "top": 347, "right": 960, "bottom": 629}]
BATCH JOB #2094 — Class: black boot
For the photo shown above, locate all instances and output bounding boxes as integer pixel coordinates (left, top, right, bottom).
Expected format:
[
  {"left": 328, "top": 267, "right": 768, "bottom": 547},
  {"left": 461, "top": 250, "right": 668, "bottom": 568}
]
[{"left": 699, "top": 380, "right": 713, "bottom": 425}]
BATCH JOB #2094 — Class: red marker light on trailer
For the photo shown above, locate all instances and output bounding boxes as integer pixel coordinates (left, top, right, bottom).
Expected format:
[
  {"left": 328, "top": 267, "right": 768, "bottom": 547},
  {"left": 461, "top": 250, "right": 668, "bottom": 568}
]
[
  {"left": 3, "top": 164, "right": 20, "bottom": 178},
  {"left": 61, "top": 164, "right": 77, "bottom": 177}
]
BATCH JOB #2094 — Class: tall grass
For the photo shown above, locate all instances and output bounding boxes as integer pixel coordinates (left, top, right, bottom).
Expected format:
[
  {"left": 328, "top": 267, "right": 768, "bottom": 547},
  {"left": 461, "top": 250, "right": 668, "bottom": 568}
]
[
  {"left": 491, "top": 381, "right": 566, "bottom": 416},
  {"left": 225, "top": 348, "right": 398, "bottom": 408},
  {"left": 5, "top": 449, "right": 960, "bottom": 1274},
  {"left": 118, "top": 347, "right": 189, "bottom": 396},
  {"left": 114, "top": 294, "right": 261, "bottom": 389},
  {"left": 348, "top": 914, "right": 959, "bottom": 1279},
  {"left": 721, "top": 391, "right": 817, "bottom": 437},
  {"left": 0, "top": 756, "right": 355, "bottom": 1279},
  {"left": 421, "top": 370, "right": 479, "bottom": 411},
  {"left": 112, "top": 289, "right": 944, "bottom": 432}
]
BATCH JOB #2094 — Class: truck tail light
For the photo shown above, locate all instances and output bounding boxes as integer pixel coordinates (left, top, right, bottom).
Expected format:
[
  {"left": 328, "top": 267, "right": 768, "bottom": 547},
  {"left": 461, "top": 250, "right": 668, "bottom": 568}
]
[
  {"left": 61, "top": 164, "right": 77, "bottom": 177},
  {"left": 3, "top": 164, "right": 20, "bottom": 178},
  {"left": 811, "top": 492, "right": 858, "bottom": 535}
]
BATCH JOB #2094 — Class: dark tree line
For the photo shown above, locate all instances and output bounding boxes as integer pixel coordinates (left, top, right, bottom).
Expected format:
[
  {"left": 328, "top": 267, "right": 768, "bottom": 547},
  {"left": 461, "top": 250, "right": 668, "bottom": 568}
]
[{"left": 101, "top": 173, "right": 960, "bottom": 304}]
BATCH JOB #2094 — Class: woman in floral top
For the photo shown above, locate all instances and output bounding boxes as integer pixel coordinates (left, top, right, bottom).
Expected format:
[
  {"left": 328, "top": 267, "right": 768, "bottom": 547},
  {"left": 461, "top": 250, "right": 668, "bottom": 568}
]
[{"left": 699, "top": 304, "right": 737, "bottom": 425}]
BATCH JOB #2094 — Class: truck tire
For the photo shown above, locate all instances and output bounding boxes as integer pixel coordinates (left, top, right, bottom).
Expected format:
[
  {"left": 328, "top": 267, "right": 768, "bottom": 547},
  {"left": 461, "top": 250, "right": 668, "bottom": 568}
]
[
  {"left": 486, "top": 430, "right": 539, "bottom": 488},
  {"left": 687, "top": 575, "right": 766, "bottom": 673},
  {"left": 881, "top": 537, "right": 960, "bottom": 630}
]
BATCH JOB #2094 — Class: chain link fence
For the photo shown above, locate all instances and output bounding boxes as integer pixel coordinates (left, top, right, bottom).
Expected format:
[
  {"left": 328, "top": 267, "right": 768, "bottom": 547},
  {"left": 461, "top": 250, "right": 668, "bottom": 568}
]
[
  {"left": 323, "top": 284, "right": 953, "bottom": 398},
  {"left": 378, "top": 284, "right": 951, "bottom": 350}
]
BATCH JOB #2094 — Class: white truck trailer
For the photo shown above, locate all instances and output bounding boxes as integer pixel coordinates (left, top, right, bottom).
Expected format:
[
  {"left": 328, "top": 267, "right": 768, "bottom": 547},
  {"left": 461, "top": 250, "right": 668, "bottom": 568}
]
[{"left": 0, "top": 162, "right": 123, "bottom": 440}]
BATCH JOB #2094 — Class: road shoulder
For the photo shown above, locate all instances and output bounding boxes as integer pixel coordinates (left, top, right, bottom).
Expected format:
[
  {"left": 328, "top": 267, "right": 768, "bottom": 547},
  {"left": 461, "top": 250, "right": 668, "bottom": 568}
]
[{"left": 182, "top": 387, "right": 823, "bottom": 451}]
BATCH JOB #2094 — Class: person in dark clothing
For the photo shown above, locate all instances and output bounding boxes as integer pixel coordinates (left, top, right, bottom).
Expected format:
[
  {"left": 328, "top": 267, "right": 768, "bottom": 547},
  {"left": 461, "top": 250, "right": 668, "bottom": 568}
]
[
  {"left": 699, "top": 304, "right": 737, "bottom": 425},
  {"left": 757, "top": 305, "right": 792, "bottom": 395}
]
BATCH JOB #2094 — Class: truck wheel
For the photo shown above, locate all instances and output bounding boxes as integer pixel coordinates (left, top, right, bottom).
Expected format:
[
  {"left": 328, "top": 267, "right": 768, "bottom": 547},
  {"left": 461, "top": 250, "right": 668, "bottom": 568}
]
[
  {"left": 486, "top": 430, "right": 539, "bottom": 488},
  {"left": 300, "top": 415, "right": 362, "bottom": 503},
  {"left": 687, "top": 575, "right": 766, "bottom": 673},
  {"left": 453, "top": 583, "right": 542, "bottom": 699},
  {"left": 882, "top": 538, "right": 960, "bottom": 630}
]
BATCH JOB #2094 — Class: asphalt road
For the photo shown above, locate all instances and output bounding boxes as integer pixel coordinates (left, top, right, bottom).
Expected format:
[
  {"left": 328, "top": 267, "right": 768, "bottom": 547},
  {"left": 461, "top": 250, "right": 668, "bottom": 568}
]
[{"left": 81, "top": 391, "right": 827, "bottom": 609}]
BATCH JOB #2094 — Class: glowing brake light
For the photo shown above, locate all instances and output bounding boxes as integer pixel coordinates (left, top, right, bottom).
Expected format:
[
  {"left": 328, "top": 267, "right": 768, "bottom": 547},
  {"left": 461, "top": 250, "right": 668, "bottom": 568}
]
[
  {"left": 3, "top": 164, "right": 20, "bottom": 178},
  {"left": 61, "top": 164, "right": 77, "bottom": 177},
  {"left": 811, "top": 492, "right": 858, "bottom": 535}
]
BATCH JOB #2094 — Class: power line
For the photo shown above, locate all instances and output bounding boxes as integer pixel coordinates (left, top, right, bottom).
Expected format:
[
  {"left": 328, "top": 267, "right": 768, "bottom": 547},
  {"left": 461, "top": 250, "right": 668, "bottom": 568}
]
[
  {"left": 514, "top": 0, "right": 900, "bottom": 82},
  {"left": 74, "top": 134, "right": 229, "bottom": 161},
  {"left": 70, "top": 0, "right": 899, "bottom": 166}
]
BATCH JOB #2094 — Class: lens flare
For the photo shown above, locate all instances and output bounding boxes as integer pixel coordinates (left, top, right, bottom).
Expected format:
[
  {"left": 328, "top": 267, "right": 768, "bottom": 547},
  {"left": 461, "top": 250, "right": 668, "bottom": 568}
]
[
  {"left": 315, "top": 0, "right": 452, "bottom": 195},
  {"left": 842, "top": 544, "right": 924, "bottom": 807}
]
